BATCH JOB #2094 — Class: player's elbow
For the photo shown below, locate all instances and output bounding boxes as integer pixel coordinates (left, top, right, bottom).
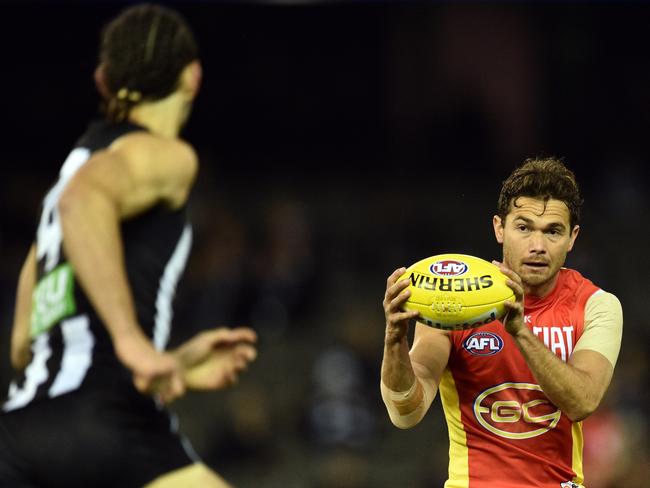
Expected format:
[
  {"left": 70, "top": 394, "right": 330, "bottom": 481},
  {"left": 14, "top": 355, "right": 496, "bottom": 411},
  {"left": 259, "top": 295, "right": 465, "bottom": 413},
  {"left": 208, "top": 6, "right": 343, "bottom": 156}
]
[
  {"left": 384, "top": 401, "right": 427, "bottom": 429},
  {"left": 391, "top": 420, "right": 418, "bottom": 430},
  {"left": 566, "top": 409, "right": 591, "bottom": 423},
  {"left": 381, "top": 379, "right": 432, "bottom": 430},
  {"left": 565, "top": 398, "right": 601, "bottom": 423},
  {"left": 387, "top": 410, "right": 423, "bottom": 430}
]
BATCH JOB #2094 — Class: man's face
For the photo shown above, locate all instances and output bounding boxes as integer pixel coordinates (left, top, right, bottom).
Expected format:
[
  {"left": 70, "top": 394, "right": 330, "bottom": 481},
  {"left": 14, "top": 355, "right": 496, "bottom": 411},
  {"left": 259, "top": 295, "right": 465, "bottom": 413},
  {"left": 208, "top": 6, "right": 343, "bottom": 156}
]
[{"left": 493, "top": 197, "right": 579, "bottom": 296}]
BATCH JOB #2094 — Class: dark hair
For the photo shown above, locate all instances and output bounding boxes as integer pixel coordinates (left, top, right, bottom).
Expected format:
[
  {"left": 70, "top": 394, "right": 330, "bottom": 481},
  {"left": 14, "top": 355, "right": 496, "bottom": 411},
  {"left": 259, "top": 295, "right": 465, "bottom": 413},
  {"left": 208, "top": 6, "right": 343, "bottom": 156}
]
[
  {"left": 497, "top": 157, "right": 583, "bottom": 228},
  {"left": 99, "top": 3, "right": 198, "bottom": 122}
]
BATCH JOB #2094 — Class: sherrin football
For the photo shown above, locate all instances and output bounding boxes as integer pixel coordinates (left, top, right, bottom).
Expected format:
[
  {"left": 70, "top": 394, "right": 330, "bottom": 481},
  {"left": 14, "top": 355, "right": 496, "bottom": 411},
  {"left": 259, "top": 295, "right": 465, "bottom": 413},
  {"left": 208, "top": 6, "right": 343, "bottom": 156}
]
[{"left": 399, "top": 254, "right": 515, "bottom": 330}]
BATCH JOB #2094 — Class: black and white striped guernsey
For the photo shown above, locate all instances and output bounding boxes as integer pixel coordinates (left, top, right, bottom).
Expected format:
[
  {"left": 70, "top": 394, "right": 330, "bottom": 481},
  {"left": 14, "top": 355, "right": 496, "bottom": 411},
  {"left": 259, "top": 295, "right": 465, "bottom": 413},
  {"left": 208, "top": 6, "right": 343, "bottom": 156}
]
[{"left": 4, "top": 120, "right": 193, "bottom": 412}]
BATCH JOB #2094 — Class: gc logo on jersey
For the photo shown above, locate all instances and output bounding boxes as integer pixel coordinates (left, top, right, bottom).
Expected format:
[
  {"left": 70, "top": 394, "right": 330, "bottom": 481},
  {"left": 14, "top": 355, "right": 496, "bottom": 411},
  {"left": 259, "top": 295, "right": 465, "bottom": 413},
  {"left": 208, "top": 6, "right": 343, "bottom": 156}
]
[
  {"left": 463, "top": 331, "right": 503, "bottom": 356},
  {"left": 473, "top": 382, "right": 561, "bottom": 440}
]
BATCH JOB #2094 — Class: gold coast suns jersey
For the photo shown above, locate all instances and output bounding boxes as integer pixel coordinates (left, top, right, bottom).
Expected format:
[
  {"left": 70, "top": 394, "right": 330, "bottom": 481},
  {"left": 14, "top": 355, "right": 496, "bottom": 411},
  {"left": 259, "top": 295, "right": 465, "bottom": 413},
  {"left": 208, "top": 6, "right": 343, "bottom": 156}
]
[{"left": 439, "top": 268, "right": 600, "bottom": 488}]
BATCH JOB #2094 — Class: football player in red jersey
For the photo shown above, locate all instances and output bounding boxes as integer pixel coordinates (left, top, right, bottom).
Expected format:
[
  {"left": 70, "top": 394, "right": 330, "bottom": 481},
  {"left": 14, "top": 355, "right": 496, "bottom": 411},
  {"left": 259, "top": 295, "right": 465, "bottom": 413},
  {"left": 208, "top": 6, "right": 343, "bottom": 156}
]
[{"left": 381, "top": 158, "right": 622, "bottom": 488}]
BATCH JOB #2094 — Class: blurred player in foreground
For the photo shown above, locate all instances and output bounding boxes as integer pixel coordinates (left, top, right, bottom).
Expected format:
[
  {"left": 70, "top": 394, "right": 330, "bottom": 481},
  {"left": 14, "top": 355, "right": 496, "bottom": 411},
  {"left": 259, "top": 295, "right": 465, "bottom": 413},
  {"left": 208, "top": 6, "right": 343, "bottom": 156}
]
[
  {"left": 0, "top": 4, "right": 256, "bottom": 487},
  {"left": 381, "top": 158, "right": 622, "bottom": 487}
]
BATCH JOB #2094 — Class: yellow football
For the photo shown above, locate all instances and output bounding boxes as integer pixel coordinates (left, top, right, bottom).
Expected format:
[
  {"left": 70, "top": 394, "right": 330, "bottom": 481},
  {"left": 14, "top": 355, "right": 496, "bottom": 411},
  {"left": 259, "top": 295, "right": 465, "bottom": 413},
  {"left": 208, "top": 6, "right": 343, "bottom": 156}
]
[{"left": 399, "top": 254, "right": 515, "bottom": 330}]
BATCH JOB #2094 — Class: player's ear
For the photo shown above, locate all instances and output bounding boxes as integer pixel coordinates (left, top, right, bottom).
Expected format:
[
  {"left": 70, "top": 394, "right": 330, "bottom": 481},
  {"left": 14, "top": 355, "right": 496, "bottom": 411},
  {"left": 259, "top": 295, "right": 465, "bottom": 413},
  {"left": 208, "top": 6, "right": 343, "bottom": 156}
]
[
  {"left": 567, "top": 225, "right": 580, "bottom": 251},
  {"left": 180, "top": 60, "right": 202, "bottom": 100},
  {"left": 94, "top": 64, "right": 112, "bottom": 100},
  {"left": 493, "top": 215, "right": 504, "bottom": 244}
]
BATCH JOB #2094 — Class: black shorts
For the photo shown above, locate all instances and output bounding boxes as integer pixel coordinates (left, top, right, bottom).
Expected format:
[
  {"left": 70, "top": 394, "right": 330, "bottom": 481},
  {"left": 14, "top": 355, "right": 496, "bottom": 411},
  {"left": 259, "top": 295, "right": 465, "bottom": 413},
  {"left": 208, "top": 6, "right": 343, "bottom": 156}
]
[{"left": 0, "top": 384, "right": 197, "bottom": 488}]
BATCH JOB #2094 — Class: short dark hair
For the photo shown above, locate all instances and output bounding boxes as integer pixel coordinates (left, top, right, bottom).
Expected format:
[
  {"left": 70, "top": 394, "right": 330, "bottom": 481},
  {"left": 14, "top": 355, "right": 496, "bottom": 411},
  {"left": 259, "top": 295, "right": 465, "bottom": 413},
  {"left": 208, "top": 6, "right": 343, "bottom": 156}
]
[
  {"left": 99, "top": 3, "right": 198, "bottom": 121},
  {"left": 497, "top": 157, "right": 583, "bottom": 228}
]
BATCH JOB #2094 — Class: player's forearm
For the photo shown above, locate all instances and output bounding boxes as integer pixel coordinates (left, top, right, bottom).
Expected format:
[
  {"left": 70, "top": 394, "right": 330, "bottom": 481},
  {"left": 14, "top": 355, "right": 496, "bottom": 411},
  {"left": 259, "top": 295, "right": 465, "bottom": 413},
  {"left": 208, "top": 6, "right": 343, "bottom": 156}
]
[
  {"left": 382, "top": 335, "right": 416, "bottom": 391},
  {"left": 381, "top": 336, "right": 429, "bottom": 428},
  {"left": 11, "top": 245, "right": 37, "bottom": 370},
  {"left": 59, "top": 184, "right": 145, "bottom": 348},
  {"left": 513, "top": 327, "right": 601, "bottom": 421}
]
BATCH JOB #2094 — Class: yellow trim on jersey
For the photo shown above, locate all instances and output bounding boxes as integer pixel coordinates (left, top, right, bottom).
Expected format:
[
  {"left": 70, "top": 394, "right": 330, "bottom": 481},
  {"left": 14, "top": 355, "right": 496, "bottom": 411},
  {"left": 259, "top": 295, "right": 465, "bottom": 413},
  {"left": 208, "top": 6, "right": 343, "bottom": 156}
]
[
  {"left": 571, "top": 421, "right": 585, "bottom": 485},
  {"left": 439, "top": 368, "right": 469, "bottom": 488}
]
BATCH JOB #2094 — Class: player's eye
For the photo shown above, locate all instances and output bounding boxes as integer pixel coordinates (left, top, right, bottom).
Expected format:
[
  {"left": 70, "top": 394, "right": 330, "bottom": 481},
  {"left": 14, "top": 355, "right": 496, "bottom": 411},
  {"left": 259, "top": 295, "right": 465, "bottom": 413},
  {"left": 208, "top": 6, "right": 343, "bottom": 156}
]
[{"left": 516, "top": 224, "right": 528, "bottom": 232}]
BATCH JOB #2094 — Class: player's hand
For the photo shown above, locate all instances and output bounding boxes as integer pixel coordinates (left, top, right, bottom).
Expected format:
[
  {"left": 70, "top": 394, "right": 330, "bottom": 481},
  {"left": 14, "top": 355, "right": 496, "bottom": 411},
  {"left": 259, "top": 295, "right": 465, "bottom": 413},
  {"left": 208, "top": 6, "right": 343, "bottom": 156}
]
[
  {"left": 114, "top": 331, "right": 185, "bottom": 404},
  {"left": 383, "top": 267, "right": 419, "bottom": 345},
  {"left": 173, "top": 327, "right": 257, "bottom": 390},
  {"left": 493, "top": 261, "right": 526, "bottom": 337}
]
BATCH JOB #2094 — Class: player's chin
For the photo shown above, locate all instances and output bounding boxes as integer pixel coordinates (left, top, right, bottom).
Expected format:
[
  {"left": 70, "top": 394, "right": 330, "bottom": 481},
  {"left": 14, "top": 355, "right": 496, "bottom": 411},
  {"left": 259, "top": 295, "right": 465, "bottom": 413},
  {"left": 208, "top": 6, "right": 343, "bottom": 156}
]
[{"left": 518, "top": 268, "right": 551, "bottom": 286}]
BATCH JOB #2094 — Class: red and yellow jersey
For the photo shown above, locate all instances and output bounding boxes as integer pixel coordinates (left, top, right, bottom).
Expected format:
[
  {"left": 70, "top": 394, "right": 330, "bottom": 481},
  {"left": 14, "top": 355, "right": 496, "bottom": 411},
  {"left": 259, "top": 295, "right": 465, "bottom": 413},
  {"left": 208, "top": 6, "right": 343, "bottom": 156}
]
[{"left": 439, "top": 268, "right": 602, "bottom": 488}]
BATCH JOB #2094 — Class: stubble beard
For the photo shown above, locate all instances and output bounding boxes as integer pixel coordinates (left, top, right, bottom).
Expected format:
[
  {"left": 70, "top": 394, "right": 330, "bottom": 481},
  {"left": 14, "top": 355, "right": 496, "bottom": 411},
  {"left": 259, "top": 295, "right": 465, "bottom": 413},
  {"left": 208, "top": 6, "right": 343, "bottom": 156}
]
[
  {"left": 504, "top": 249, "right": 560, "bottom": 295},
  {"left": 517, "top": 261, "right": 563, "bottom": 295}
]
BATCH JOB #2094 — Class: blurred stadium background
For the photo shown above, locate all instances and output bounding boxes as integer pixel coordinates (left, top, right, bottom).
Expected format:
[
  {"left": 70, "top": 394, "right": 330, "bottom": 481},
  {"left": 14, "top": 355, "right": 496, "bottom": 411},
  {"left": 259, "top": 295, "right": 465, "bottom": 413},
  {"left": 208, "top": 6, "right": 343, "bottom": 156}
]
[{"left": 1, "top": 1, "right": 648, "bottom": 487}]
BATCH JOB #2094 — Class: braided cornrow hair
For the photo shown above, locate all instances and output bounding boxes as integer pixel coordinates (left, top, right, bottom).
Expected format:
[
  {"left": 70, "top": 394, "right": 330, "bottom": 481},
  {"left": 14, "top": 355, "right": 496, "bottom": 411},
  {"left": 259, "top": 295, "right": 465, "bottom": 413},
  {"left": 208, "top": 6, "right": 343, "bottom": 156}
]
[{"left": 99, "top": 3, "right": 198, "bottom": 122}]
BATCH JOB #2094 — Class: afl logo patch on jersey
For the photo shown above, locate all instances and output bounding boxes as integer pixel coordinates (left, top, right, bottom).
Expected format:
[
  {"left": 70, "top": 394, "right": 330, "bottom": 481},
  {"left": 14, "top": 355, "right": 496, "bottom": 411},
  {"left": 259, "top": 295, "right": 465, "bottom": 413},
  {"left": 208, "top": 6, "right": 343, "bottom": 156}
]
[
  {"left": 429, "top": 259, "right": 468, "bottom": 277},
  {"left": 463, "top": 331, "right": 504, "bottom": 356}
]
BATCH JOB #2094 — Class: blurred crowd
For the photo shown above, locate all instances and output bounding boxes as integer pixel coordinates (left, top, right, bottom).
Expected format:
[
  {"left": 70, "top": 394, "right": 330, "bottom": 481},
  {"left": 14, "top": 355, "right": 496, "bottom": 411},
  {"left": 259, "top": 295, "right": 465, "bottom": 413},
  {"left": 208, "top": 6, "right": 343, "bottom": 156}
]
[{"left": 1, "top": 3, "right": 649, "bottom": 487}]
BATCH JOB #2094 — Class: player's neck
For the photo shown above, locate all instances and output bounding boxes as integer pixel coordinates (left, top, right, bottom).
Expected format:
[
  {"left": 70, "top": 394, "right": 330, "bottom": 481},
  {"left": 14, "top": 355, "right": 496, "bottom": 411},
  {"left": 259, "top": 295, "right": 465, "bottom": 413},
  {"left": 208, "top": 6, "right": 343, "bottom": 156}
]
[{"left": 128, "top": 92, "right": 188, "bottom": 138}]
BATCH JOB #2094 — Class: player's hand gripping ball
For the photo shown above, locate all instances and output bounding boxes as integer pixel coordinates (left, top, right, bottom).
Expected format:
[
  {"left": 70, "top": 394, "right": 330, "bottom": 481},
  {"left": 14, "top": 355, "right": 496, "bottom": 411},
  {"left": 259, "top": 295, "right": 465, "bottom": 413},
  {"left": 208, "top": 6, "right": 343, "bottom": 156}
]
[{"left": 399, "top": 254, "right": 514, "bottom": 330}]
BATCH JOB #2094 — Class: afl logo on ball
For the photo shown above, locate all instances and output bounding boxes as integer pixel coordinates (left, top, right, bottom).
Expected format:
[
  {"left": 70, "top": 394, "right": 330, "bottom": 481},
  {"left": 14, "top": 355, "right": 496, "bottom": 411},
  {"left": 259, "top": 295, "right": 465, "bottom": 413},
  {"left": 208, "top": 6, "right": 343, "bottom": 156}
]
[
  {"left": 464, "top": 332, "right": 504, "bottom": 356},
  {"left": 430, "top": 260, "right": 468, "bottom": 277}
]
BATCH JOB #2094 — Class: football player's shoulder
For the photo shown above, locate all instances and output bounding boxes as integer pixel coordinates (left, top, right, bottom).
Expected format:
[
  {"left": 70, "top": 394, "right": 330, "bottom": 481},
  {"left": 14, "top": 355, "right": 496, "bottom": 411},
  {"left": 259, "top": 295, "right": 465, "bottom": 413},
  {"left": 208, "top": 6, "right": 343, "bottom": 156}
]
[
  {"left": 586, "top": 289, "right": 622, "bottom": 315},
  {"left": 109, "top": 132, "right": 197, "bottom": 177},
  {"left": 105, "top": 132, "right": 197, "bottom": 208}
]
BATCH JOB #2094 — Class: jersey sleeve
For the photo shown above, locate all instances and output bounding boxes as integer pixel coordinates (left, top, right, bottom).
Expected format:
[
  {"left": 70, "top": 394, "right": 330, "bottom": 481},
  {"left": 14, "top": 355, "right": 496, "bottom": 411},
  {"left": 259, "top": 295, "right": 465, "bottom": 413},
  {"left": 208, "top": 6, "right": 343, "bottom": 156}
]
[{"left": 573, "top": 290, "right": 623, "bottom": 368}]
